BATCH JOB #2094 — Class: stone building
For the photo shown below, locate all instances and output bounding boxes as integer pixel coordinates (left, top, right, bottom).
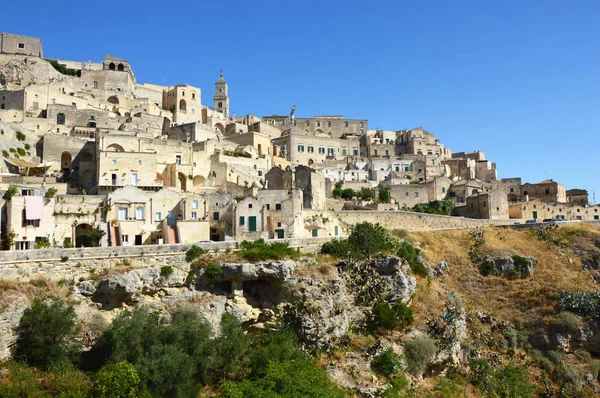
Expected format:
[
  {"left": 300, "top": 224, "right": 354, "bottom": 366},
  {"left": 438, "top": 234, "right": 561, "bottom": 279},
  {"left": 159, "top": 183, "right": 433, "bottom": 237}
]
[
  {"left": 0, "top": 33, "right": 43, "bottom": 57},
  {"left": 501, "top": 177, "right": 522, "bottom": 202},
  {"left": 461, "top": 189, "right": 509, "bottom": 220},
  {"left": 566, "top": 189, "right": 588, "bottom": 206},
  {"left": 163, "top": 84, "right": 201, "bottom": 125},
  {"left": 520, "top": 179, "right": 567, "bottom": 203},
  {"left": 264, "top": 165, "right": 326, "bottom": 210},
  {"left": 509, "top": 200, "right": 600, "bottom": 221},
  {"left": 262, "top": 115, "right": 367, "bottom": 139},
  {"left": 271, "top": 130, "right": 360, "bottom": 166}
]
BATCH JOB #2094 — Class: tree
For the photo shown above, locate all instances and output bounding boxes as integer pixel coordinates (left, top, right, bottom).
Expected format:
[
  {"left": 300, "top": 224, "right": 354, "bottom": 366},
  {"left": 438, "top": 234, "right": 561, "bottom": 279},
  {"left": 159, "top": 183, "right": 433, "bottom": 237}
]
[
  {"left": 4, "top": 185, "right": 18, "bottom": 200},
  {"left": 378, "top": 187, "right": 391, "bottom": 203},
  {"left": 339, "top": 188, "right": 356, "bottom": 200},
  {"left": 15, "top": 297, "right": 80, "bottom": 370},
  {"left": 348, "top": 222, "right": 397, "bottom": 259},
  {"left": 44, "top": 188, "right": 57, "bottom": 198},
  {"left": 92, "top": 361, "right": 149, "bottom": 398},
  {"left": 86, "top": 228, "right": 106, "bottom": 247},
  {"left": 358, "top": 187, "right": 374, "bottom": 201},
  {"left": 332, "top": 181, "right": 343, "bottom": 198}
]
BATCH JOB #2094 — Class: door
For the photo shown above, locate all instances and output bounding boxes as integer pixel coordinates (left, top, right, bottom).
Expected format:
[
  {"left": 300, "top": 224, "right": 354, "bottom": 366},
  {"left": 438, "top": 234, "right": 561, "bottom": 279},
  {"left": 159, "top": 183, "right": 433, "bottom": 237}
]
[
  {"left": 167, "top": 211, "right": 176, "bottom": 226},
  {"left": 276, "top": 229, "right": 284, "bottom": 239},
  {"left": 248, "top": 216, "right": 257, "bottom": 232},
  {"left": 532, "top": 211, "right": 538, "bottom": 220},
  {"left": 135, "top": 235, "right": 143, "bottom": 245}
]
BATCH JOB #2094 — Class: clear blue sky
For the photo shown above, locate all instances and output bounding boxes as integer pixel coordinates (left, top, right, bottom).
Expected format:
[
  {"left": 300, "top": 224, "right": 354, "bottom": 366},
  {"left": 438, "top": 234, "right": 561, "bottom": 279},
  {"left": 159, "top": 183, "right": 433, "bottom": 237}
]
[{"left": 2, "top": 1, "right": 599, "bottom": 201}]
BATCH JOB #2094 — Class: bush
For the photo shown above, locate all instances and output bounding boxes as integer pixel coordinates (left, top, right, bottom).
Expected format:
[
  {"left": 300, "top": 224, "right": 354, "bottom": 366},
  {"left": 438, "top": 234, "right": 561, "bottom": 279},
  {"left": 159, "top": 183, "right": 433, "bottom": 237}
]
[
  {"left": 404, "top": 336, "right": 436, "bottom": 376},
  {"left": 348, "top": 222, "right": 397, "bottom": 259},
  {"left": 4, "top": 185, "right": 18, "bottom": 200},
  {"left": 339, "top": 188, "right": 356, "bottom": 200},
  {"left": 393, "top": 301, "right": 414, "bottom": 329},
  {"left": 409, "top": 261, "right": 429, "bottom": 278},
  {"left": 396, "top": 241, "right": 416, "bottom": 263},
  {"left": 15, "top": 297, "right": 80, "bottom": 370},
  {"left": 92, "top": 361, "right": 149, "bottom": 398},
  {"left": 412, "top": 200, "right": 455, "bottom": 216},
  {"left": 358, "top": 187, "right": 374, "bottom": 201},
  {"left": 480, "top": 259, "right": 495, "bottom": 276},
  {"left": 371, "top": 348, "right": 403, "bottom": 377},
  {"left": 320, "top": 238, "right": 352, "bottom": 258},
  {"left": 44, "top": 188, "right": 57, "bottom": 198},
  {"left": 0, "top": 360, "right": 46, "bottom": 397},
  {"left": 2, "top": 150, "right": 8, "bottom": 158},
  {"left": 16, "top": 147, "right": 26, "bottom": 156},
  {"left": 590, "top": 360, "right": 600, "bottom": 379},
  {"left": 239, "top": 239, "right": 299, "bottom": 261},
  {"left": 60, "top": 256, "right": 69, "bottom": 262},
  {"left": 378, "top": 187, "right": 391, "bottom": 203},
  {"left": 552, "top": 311, "right": 580, "bottom": 333},
  {"left": 15, "top": 131, "right": 26, "bottom": 141},
  {"left": 48, "top": 59, "right": 81, "bottom": 77},
  {"left": 205, "top": 262, "right": 222, "bottom": 283},
  {"left": 185, "top": 245, "right": 206, "bottom": 262},
  {"left": 369, "top": 302, "right": 398, "bottom": 332},
  {"left": 558, "top": 290, "right": 600, "bottom": 317},
  {"left": 160, "top": 266, "right": 174, "bottom": 277}
]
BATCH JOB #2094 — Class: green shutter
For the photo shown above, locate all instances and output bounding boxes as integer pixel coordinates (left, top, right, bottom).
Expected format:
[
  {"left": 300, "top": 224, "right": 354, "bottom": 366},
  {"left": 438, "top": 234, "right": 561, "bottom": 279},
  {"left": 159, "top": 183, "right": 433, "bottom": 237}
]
[
  {"left": 239, "top": 216, "right": 244, "bottom": 226},
  {"left": 312, "top": 229, "right": 318, "bottom": 237},
  {"left": 249, "top": 216, "right": 257, "bottom": 232}
]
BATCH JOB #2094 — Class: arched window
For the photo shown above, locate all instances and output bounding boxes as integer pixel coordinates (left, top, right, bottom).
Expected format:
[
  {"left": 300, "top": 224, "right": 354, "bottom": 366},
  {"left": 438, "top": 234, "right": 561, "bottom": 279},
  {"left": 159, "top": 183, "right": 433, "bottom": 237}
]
[
  {"left": 179, "top": 99, "right": 187, "bottom": 112},
  {"left": 108, "top": 62, "right": 115, "bottom": 70},
  {"left": 117, "top": 63, "right": 124, "bottom": 71}
]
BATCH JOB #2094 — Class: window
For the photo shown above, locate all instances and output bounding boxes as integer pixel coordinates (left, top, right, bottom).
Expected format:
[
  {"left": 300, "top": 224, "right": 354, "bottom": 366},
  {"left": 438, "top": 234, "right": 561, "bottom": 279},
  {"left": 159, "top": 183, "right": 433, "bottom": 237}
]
[
  {"left": 442, "top": 187, "right": 446, "bottom": 193},
  {"left": 90, "top": 115, "right": 95, "bottom": 121},
  {"left": 545, "top": 189, "right": 550, "bottom": 195},
  {"left": 155, "top": 212, "right": 162, "bottom": 221},
  {"left": 192, "top": 92, "right": 195, "bottom": 99},
  {"left": 131, "top": 173, "right": 138, "bottom": 185},
  {"left": 93, "top": 80, "right": 98, "bottom": 89},
  {"left": 510, "top": 187, "right": 514, "bottom": 193},
  {"left": 275, "top": 203, "right": 282, "bottom": 210},
  {"left": 26, "top": 219, "right": 40, "bottom": 227},
  {"left": 266, "top": 204, "right": 270, "bottom": 210},
  {"left": 122, "top": 235, "right": 129, "bottom": 243},
  {"left": 111, "top": 173, "right": 117, "bottom": 185},
  {"left": 335, "top": 226, "right": 339, "bottom": 236},
  {"left": 138, "top": 160, "right": 142, "bottom": 165},
  {"left": 317, "top": 122, "right": 321, "bottom": 127},
  {"left": 191, "top": 211, "right": 197, "bottom": 219},
  {"left": 249, "top": 203, "right": 253, "bottom": 209},
  {"left": 298, "top": 145, "right": 304, "bottom": 152},
  {"left": 353, "top": 149, "right": 358, "bottom": 156},
  {"left": 360, "top": 122, "right": 364, "bottom": 127},
  {"left": 192, "top": 200, "right": 198, "bottom": 209},
  {"left": 327, "top": 121, "right": 331, "bottom": 127},
  {"left": 57, "top": 113, "right": 66, "bottom": 125},
  {"left": 418, "top": 168, "right": 422, "bottom": 173},
  {"left": 318, "top": 147, "right": 325, "bottom": 154},
  {"left": 405, "top": 192, "right": 409, "bottom": 196},
  {"left": 213, "top": 212, "right": 220, "bottom": 221},
  {"left": 118, "top": 208, "right": 128, "bottom": 220},
  {"left": 136, "top": 207, "right": 144, "bottom": 220},
  {"left": 239, "top": 216, "right": 245, "bottom": 226},
  {"left": 277, "top": 222, "right": 282, "bottom": 227},
  {"left": 395, "top": 166, "right": 400, "bottom": 172},
  {"left": 312, "top": 229, "right": 318, "bottom": 237},
  {"left": 258, "top": 171, "right": 263, "bottom": 176},
  {"left": 72, "top": 102, "right": 76, "bottom": 107},
  {"left": 308, "top": 146, "right": 314, "bottom": 153},
  {"left": 305, "top": 121, "right": 309, "bottom": 126},
  {"left": 342, "top": 149, "right": 347, "bottom": 155},
  {"left": 415, "top": 192, "right": 419, "bottom": 197},
  {"left": 112, "top": 159, "right": 117, "bottom": 165},
  {"left": 327, "top": 148, "right": 334, "bottom": 156},
  {"left": 345, "top": 122, "right": 348, "bottom": 127},
  {"left": 18, "top": 43, "right": 24, "bottom": 49},
  {"left": 175, "top": 155, "right": 181, "bottom": 165}
]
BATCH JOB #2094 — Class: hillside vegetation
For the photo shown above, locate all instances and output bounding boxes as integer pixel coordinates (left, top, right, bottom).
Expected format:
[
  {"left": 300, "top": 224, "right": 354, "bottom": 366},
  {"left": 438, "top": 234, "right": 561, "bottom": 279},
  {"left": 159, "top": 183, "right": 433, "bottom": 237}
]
[{"left": 0, "top": 223, "right": 599, "bottom": 397}]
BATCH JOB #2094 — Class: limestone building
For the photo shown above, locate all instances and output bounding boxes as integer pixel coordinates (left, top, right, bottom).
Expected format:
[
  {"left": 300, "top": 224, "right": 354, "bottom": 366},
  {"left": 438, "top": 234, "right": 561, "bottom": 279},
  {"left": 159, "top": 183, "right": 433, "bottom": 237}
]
[{"left": 0, "top": 33, "right": 43, "bottom": 57}]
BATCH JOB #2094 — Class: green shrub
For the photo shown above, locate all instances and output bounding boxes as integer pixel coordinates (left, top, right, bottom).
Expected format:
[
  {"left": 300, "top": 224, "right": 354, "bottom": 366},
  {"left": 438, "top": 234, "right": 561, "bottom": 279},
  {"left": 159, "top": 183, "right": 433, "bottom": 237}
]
[
  {"left": 469, "top": 359, "right": 494, "bottom": 390},
  {"left": 62, "top": 237, "right": 72, "bottom": 248},
  {"left": 348, "top": 222, "right": 397, "bottom": 259},
  {"left": 339, "top": 188, "right": 356, "bottom": 200},
  {"left": 44, "top": 188, "right": 57, "bottom": 198},
  {"left": 239, "top": 239, "right": 299, "bottom": 261},
  {"left": 24, "top": 143, "right": 30, "bottom": 150},
  {"left": 185, "top": 245, "right": 206, "bottom": 262},
  {"left": 34, "top": 238, "right": 50, "bottom": 249},
  {"left": 2, "top": 150, "right": 8, "bottom": 158},
  {"left": 320, "top": 238, "right": 352, "bottom": 258},
  {"left": 9, "top": 147, "right": 15, "bottom": 153},
  {"left": 15, "top": 131, "right": 26, "bottom": 141},
  {"left": 378, "top": 187, "right": 391, "bottom": 203},
  {"left": 15, "top": 297, "right": 81, "bottom": 370},
  {"left": 371, "top": 348, "right": 403, "bottom": 377},
  {"left": 412, "top": 200, "right": 455, "bottom": 216},
  {"left": 551, "top": 311, "right": 580, "bottom": 333},
  {"left": 369, "top": 302, "right": 398, "bottom": 332},
  {"left": 48, "top": 59, "right": 81, "bottom": 77},
  {"left": 47, "top": 361, "right": 92, "bottom": 397},
  {"left": 160, "top": 266, "right": 174, "bottom": 277},
  {"left": 393, "top": 301, "right": 414, "bottom": 329},
  {"left": 60, "top": 256, "right": 69, "bottom": 262},
  {"left": 558, "top": 290, "right": 600, "bottom": 317},
  {"left": 205, "top": 262, "right": 222, "bottom": 283},
  {"left": 0, "top": 360, "right": 46, "bottom": 397},
  {"left": 92, "top": 361, "right": 149, "bottom": 398},
  {"left": 396, "top": 241, "right": 416, "bottom": 263},
  {"left": 480, "top": 260, "right": 495, "bottom": 276},
  {"left": 16, "top": 147, "right": 26, "bottom": 156},
  {"left": 404, "top": 336, "right": 436, "bottom": 376},
  {"left": 409, "top": 261, "right": 429, "bottom": 278},
  {"left": 4, "top": 185, "right": 18, "bottom": 200},
  {"left": 545, "top": 350, "right": 564, "bottom": 365},
  {"left": 590, "top": 360, "right": 600, "bottom": 379}
]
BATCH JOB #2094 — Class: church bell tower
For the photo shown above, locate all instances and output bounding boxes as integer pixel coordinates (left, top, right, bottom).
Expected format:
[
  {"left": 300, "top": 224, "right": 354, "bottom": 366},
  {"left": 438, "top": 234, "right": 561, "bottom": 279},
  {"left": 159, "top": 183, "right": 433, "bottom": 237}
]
[{"left": 213, "top": 70, "right": 229, "bottom": 118}]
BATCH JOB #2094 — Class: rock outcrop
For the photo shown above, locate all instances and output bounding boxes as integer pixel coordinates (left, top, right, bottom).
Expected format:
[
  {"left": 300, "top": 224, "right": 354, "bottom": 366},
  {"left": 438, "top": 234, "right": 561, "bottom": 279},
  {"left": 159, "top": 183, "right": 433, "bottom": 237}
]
[{"left": 481, "top": 255, "right": 536, "bottom": 279}]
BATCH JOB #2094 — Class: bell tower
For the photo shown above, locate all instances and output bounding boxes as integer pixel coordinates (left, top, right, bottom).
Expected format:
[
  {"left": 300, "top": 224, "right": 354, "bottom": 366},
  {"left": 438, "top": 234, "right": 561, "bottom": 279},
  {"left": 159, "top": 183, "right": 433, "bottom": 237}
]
[{"left": 213, "top": 70, "right": 229, "bottom": 118}]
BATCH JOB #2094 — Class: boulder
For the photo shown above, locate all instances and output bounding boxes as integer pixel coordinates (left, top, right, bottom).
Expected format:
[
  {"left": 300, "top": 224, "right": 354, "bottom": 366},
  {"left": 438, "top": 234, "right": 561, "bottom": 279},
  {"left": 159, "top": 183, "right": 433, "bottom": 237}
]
[
  {"left": 481, "top": 256, "right": 536, "bottom": 279},
  {"left": 219, "top": 260, "right": 295, "bottom": 282},
  {"left": 433, "top": 261, "right": 450, "bottom": 277}
]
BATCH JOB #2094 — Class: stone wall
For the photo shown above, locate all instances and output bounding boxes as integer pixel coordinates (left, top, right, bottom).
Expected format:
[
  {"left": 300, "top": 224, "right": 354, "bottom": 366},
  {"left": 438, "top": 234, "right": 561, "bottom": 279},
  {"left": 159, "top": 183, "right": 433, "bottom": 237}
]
[
  {"left": 0, "top": 236, "right": 336, "bottom": 265},
  {"left": 336, "top": 210, "right": 515, "bottom": 231}
]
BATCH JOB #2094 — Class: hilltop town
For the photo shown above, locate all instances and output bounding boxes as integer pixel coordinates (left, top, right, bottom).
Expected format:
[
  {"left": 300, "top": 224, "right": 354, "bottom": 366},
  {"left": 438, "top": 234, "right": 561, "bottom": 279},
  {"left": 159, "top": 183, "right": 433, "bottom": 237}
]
[{"left": 0, "top": 32, "right": 597, "bottom": 250}]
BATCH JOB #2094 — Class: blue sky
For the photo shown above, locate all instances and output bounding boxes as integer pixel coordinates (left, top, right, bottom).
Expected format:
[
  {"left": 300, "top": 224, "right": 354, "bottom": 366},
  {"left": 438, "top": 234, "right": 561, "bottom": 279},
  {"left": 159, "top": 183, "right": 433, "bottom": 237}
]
[{"left": 3, "top": 1, "right": 599, "bottom": 201}]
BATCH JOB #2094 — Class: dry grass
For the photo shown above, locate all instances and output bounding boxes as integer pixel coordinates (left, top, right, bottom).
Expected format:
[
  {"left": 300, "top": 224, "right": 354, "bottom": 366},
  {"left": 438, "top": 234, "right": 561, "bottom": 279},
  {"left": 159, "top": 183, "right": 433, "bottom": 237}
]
[{"left": 411, "top": 224, "right": 599, "bottom": 323}]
